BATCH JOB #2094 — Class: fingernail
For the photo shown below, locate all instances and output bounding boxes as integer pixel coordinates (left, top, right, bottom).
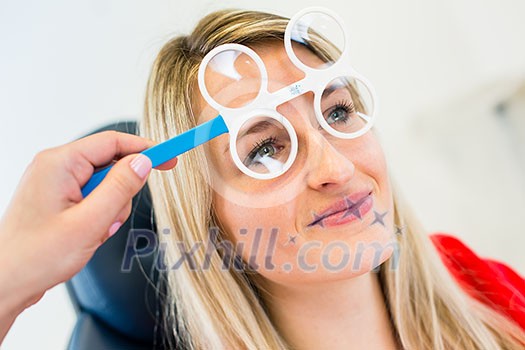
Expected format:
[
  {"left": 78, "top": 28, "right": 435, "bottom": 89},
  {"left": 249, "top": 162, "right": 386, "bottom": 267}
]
[
  {"left": 130, "top": 154, "right": 152, "bottom": 179},
  {"left": 108, "top": 221, "right": 122, "bottom": 238}
]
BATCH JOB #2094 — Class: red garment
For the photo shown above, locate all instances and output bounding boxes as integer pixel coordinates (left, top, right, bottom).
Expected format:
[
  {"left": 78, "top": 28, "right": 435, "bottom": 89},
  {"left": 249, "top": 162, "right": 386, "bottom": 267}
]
[{"left": 430, "top": 233, "right": 525, "bottom": 330}]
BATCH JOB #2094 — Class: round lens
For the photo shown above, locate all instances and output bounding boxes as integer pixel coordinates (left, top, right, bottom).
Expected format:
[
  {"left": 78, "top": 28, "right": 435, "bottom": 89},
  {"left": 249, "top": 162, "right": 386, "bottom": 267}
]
[
  {"left": 319, "top": 76, "right": 374, "bottom": 136},
  {"left": 235, "top": 115, "right": 294, "bottom": 177},
  {"left": 203, "top": 48, "right": 262, "bottom": 109},
  {"left": 288, "top": 10, "right": 345, "bottom": 69}
]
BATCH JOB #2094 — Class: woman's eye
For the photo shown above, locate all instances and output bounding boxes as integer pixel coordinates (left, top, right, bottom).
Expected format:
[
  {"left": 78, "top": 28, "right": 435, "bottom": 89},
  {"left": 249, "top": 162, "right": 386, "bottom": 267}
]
[
  {"left": 324, "top": 101, "right": 355, "bottom": 126},
  {"left": 244, "top": 137, "right": 283, "bottom": 168},
  {"left": 327, "top": 108, "right": 348, "bottom": 124},
  {"left": 255, "top": 144, "right": 275, "bottom": 158}
]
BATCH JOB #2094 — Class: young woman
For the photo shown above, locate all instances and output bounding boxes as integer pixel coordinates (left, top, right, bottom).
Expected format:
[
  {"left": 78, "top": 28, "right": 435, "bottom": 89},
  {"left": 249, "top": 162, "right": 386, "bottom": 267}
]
[{"left": 142, "top": 8, "right": 525, "bottom": 350}]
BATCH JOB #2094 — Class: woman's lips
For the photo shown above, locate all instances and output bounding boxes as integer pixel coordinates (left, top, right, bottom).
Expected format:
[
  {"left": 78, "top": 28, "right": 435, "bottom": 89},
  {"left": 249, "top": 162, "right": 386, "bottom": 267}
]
[
  {"left": 321, "top": 195, "right": 373, "bottom": 228},
  {"left": 308, "top": 190, "right": 374, "bottom": 228}
]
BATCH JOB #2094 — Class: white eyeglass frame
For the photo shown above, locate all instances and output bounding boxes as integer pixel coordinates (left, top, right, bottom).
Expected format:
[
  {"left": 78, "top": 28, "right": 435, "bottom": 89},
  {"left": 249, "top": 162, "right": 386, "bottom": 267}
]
[{"left": 197, "top": 6, "right": 378, "bottom": 180}]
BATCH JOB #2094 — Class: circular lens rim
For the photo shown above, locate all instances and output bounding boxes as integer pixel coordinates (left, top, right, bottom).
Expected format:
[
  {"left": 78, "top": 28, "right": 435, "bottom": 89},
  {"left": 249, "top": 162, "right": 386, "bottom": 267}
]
[
  {"left": 230, "top": 109, "right": 298, "bottom": 180},
  {"left": 198, "top": 43, "right": 268, "bottom": 112},
  {"left": 314, "top": 74, "right": 376, "bottom": 139},
  {"left": 284, "top": 7, "right": 349, "bottom": 73}
]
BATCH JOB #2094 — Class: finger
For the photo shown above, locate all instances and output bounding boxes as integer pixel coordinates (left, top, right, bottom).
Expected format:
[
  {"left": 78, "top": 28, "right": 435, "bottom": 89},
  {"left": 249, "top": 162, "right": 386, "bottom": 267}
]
[
  {"left": 154, "top": 157, "right": 178, "bottom": 171},
  {"left": 113, "top": 201, "right": 132, "bottom": 230},
  {"left": 67, "top": 153, "right": 152, "bottom": 236},
  {"left": 66, "top": 131, "right": 155, "bottom": 168},
  {"left": 61, "top": 131, "right": 155, "bottom": 188},
  {"left": 101, "top": 202, "right": 132, "bottom": 244}
]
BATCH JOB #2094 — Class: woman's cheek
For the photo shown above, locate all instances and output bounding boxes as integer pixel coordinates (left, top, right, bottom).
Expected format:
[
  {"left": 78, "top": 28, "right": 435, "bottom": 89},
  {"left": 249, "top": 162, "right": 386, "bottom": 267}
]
[{"left": 216, "top": 199, "right": 286, "bottom": 249}]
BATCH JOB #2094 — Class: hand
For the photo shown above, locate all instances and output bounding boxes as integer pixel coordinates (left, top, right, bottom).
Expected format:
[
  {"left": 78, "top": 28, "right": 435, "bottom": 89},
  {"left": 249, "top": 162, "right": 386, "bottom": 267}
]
[{"left": 0, "top": 131, "right": 176, "bottom": 341}]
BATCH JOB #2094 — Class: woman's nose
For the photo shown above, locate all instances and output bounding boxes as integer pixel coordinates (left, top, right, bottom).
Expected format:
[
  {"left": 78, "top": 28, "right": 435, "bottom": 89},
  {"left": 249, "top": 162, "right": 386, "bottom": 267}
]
[{"left": 304, "top": 131, "right": 356, "bottom": 192}]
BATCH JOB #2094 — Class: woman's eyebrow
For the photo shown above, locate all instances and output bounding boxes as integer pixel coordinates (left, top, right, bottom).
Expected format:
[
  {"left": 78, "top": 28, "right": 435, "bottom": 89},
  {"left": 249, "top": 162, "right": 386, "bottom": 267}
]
[
  {"left": 223, "top": 120, "right": 275, "bottom": 154},
  {"left": 321, "top": 81, "right": 346, "bottom": 99},
  {"left": 238, "top": 120, "right": 274, "bottom": 139}
]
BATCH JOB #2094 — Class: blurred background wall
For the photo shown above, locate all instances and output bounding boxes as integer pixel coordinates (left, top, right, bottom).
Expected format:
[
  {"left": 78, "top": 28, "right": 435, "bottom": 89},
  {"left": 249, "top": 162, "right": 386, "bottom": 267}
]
[{"left": 1, "top": 0, "right": 524, "bottom": 348}]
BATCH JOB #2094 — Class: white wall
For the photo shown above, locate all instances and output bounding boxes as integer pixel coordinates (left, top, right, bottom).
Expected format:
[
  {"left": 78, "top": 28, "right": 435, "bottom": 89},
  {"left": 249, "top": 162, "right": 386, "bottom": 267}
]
[{"left": 1, "top": 0, "right": 524, "bottom": 349}]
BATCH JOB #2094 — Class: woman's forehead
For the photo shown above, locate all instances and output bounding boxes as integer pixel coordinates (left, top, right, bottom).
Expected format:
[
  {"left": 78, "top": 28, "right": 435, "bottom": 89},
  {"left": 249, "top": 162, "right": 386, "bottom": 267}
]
[{"left": 251, "top": 41, "right": 325, "bottom": 86}]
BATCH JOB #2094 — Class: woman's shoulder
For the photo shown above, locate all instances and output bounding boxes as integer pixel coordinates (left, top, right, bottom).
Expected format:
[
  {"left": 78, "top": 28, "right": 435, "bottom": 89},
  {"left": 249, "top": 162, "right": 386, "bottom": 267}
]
[{"left": 429, "top": 233, "right": 525, "bottom": 329}]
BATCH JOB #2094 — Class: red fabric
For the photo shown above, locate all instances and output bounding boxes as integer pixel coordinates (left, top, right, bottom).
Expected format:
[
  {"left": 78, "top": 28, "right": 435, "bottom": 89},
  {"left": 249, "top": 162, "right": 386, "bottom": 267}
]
[{"left": 430, "top": 233, "right": 525, "bottom": 330}]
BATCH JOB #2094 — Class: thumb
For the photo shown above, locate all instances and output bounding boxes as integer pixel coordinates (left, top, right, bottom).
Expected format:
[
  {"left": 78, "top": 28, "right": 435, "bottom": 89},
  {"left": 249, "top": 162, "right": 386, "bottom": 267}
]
[{"left": 71, "top": 153, "right": 152, "bottom": 235}]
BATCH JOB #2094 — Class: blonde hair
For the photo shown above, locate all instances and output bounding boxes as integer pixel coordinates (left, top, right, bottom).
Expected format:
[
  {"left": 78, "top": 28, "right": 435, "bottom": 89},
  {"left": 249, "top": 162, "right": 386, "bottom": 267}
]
[{"left": 142, "top": 9, "right": 525, "bottom": 349}]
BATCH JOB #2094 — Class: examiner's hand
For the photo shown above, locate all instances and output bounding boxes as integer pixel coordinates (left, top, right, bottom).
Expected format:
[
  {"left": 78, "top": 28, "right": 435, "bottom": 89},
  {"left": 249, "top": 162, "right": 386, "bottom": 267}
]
[{"left": 0, "top": 131, "right": 176, "bottom": 339}]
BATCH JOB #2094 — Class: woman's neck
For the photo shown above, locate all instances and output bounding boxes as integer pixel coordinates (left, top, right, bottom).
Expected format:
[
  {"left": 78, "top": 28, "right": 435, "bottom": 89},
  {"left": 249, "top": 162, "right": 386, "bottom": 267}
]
[{"left": 260, "top": 272, "right": 399, "bottom": 350}]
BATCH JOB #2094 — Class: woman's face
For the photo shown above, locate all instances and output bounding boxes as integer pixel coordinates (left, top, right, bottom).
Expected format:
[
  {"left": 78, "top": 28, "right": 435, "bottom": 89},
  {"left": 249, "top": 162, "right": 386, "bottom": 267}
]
[{"left": 197, "top": 40, "right": 395, "bottom": 286}]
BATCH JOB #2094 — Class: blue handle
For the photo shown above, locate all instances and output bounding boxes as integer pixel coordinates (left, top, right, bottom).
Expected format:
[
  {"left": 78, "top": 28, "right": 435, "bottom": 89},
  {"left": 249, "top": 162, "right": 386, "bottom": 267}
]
[{"left": 81, "top": 115, "right": 228, "bottom": 198}]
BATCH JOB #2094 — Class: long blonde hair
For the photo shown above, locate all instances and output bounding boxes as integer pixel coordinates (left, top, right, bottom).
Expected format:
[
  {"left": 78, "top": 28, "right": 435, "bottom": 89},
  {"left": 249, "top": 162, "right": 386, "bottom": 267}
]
[{"left": 142, "top": 9, "right": 525, "bottom": 349}]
